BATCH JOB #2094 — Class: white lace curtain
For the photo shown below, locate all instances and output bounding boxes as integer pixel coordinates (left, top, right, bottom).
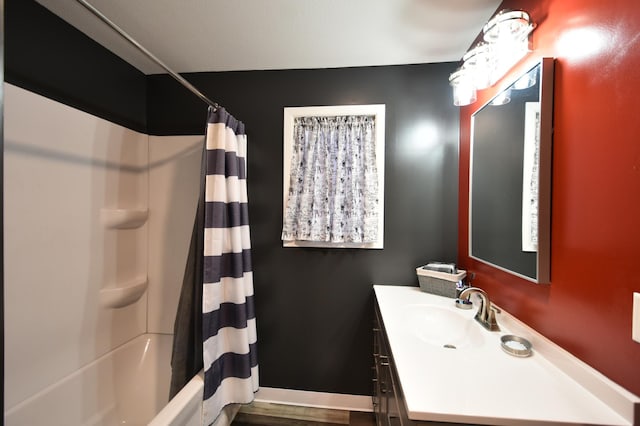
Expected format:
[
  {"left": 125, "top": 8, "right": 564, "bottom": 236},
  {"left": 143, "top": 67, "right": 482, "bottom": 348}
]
[{"left": 282, "top": 115, "right": 379, "bottom": 243}]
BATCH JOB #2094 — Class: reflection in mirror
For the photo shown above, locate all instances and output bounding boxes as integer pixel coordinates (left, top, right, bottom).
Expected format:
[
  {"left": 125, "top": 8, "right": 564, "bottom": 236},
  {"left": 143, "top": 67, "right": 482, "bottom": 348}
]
[{"left": 470, "top": 58, "right": 554, "bottom": 283}]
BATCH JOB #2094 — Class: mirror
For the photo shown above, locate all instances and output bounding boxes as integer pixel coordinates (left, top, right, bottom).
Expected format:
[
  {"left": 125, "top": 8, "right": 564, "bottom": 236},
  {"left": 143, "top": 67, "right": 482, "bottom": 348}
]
[{"left": 470, "top": 58, "right": 554, "bottom": 283}]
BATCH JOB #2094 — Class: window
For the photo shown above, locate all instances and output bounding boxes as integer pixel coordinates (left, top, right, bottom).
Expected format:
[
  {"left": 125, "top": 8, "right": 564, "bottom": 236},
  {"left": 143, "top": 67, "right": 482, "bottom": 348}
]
[{"left": 282, "top": 104, "right": 385, "bottom": 249}]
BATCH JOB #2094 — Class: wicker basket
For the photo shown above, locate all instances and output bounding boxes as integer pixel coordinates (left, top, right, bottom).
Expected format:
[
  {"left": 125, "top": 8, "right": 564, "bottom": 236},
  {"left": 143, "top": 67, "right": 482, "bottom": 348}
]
[{"left": 416, "top": 267, "right": 466, "bottom": 298}]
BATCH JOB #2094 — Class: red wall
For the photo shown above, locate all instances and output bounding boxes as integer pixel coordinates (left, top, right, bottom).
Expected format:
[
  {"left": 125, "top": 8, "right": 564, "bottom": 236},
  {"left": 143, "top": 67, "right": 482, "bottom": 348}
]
[{"left": 458, "top": 0, "right": 640, "bottom": 396}]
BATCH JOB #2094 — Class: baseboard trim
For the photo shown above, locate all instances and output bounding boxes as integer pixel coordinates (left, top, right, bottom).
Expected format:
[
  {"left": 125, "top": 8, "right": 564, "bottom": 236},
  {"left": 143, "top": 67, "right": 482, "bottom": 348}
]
[{"left": 254, "top": 387, "right": 373, "bottom": 412}]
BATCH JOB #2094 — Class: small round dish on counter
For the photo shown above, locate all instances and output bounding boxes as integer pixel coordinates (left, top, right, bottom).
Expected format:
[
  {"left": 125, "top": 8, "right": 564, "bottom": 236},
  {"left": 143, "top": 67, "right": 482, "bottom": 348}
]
[{"left": 500, "top": 334, "right": 532, "bottom": 357}]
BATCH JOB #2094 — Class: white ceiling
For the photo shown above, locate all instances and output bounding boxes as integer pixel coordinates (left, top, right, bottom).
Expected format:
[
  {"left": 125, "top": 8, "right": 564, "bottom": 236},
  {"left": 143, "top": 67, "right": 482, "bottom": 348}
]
[{"left": 36, "top": 0, "right": 501, "bottom": 75}]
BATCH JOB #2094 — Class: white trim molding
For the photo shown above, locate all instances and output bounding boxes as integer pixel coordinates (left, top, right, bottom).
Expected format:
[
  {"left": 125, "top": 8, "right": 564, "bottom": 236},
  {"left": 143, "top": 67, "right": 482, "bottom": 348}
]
[{"left": 254, "top": 387, "right": 373, "bottom": 412}]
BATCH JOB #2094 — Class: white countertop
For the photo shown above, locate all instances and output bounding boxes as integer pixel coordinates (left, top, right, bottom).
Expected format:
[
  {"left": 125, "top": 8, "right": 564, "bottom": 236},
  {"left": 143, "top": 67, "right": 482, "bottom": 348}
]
[{"left": 374, "top": 285, "right": 639, "bottom": 426}]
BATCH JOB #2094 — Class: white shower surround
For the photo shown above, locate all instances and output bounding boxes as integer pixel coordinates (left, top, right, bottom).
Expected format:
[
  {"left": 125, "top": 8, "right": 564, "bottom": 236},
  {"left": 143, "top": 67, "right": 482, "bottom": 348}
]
[{"left": 3, "top": 84, "right": 209, "bottom": 424}]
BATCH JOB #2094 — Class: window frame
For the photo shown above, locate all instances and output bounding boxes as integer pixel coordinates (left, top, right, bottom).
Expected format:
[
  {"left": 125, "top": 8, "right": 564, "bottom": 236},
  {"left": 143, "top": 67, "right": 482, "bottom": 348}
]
[{"left": 282, "top": 104, "right": 386, "bottom": 249}]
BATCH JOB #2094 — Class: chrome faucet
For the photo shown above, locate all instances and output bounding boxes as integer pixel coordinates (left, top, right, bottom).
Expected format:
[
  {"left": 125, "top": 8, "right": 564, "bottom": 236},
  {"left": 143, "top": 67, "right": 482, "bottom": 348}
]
[{"left": 456, "top": 287, "right": 500, "bottom": 331}]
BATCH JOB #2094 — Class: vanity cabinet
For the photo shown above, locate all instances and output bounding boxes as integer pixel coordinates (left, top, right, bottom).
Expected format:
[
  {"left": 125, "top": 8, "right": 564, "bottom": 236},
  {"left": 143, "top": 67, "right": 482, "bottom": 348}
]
[
  {"left": 373, "top": 295, "right": 470, "bottom": 426},
  {"left": 373, "top": 286, "right": 637, "bottom": 426},
  {"left": 373, "top": 298, "right": 409, "bottom": 426}
]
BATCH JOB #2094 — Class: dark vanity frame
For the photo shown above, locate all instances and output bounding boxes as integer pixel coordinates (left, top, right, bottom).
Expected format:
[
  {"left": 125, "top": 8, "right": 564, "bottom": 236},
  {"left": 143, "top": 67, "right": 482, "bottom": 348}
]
[
  {"left": 469, "top": 57, "right": 554, "bottom": 284},
  {"left": 373, "top": 296, "right": 411, "bottom": 425}
]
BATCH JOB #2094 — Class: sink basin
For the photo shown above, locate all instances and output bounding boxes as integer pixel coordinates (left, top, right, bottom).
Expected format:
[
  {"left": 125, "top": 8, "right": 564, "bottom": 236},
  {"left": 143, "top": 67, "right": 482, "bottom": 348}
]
[{"left": 404, "top": 304, "right": 485, "bottom": 349}]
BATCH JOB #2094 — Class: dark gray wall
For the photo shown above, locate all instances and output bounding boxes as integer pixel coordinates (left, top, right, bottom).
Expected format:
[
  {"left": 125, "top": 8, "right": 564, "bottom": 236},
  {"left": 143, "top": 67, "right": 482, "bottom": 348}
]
[
  {"left": 148, "top": 65, "right": 460, "bottom": 394},
  {"left": 5, "top": 0, "right": 147, "bottom": 133}
]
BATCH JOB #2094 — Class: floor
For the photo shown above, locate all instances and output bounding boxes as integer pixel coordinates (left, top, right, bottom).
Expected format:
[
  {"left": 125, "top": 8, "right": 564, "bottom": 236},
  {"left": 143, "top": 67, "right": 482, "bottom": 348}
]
[{"left": 231, "top": 401, "right": 376, "bottom": 426}]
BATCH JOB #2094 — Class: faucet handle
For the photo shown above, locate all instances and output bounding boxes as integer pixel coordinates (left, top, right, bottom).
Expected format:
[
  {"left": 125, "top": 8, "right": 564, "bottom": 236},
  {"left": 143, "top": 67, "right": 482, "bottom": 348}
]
[{"left": 485, "top": 306, "right": 501, "bottom": 331}]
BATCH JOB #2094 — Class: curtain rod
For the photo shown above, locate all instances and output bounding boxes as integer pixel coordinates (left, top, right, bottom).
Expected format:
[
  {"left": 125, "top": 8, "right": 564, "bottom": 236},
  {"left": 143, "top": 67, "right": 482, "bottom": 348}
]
[{"left": 74, "top": 0, "right": 221, "bottom": 111}]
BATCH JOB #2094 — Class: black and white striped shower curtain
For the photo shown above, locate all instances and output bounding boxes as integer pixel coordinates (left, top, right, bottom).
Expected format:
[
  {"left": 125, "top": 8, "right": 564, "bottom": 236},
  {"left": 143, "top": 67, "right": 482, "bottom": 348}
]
[{"left": 201, "top": 107, "right": 258, "bottom": 423}]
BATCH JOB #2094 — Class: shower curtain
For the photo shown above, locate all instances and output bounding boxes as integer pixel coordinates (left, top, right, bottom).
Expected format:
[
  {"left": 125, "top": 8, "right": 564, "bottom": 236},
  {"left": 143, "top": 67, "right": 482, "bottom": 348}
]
[{"left": 171, "top": 107, "right": 258, "bottom": 425}]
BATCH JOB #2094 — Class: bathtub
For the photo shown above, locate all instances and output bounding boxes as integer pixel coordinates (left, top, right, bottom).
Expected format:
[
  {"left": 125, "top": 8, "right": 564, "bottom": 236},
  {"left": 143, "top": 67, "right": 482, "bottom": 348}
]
[{"left": 5, "top": 334, "right": 237, "bottom": 426}]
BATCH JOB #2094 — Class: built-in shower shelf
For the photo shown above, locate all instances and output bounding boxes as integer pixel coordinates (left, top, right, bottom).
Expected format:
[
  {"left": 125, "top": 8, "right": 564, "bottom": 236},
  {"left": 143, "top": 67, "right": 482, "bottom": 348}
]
[
  {"left": 101, "top": 208, "right": 148, "bottom": 229},
  {"left": 100, "top": 278, "right": 148, "bottom": 309}
]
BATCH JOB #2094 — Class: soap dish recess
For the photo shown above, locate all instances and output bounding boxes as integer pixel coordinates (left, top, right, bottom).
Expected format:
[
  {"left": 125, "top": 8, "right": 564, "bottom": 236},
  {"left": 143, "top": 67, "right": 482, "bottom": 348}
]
[
  {"left": 101, "top": 208, "right": 148, "bottom": 229},
  {"left": 100, "top": 277, "right": 148, "bottom": 309},
  {"left": 500, "top": 335, "right": 532, "bottom": 357}
]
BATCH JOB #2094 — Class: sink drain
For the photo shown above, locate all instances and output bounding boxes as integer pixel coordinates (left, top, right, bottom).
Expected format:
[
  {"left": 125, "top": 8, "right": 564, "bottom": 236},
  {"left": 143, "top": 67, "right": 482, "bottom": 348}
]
[{"left": 443, "top": 344, "right": 457, "bottom": 349}]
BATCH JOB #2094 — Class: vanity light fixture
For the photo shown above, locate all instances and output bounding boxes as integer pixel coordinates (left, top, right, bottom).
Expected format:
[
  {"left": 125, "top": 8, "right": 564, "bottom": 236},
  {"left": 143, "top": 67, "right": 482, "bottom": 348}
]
[
  {"left": 462, "top": 44, "right": 493, "bottom": 90},
  {"left": 449, "top": 68, "right": 477, "bottom": 106},
  {"left": 483, "top": 10, "right": 534, "bottom": 45},
  {"left": 449, "top": 9, "right": 535, "bottom": 106}
]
